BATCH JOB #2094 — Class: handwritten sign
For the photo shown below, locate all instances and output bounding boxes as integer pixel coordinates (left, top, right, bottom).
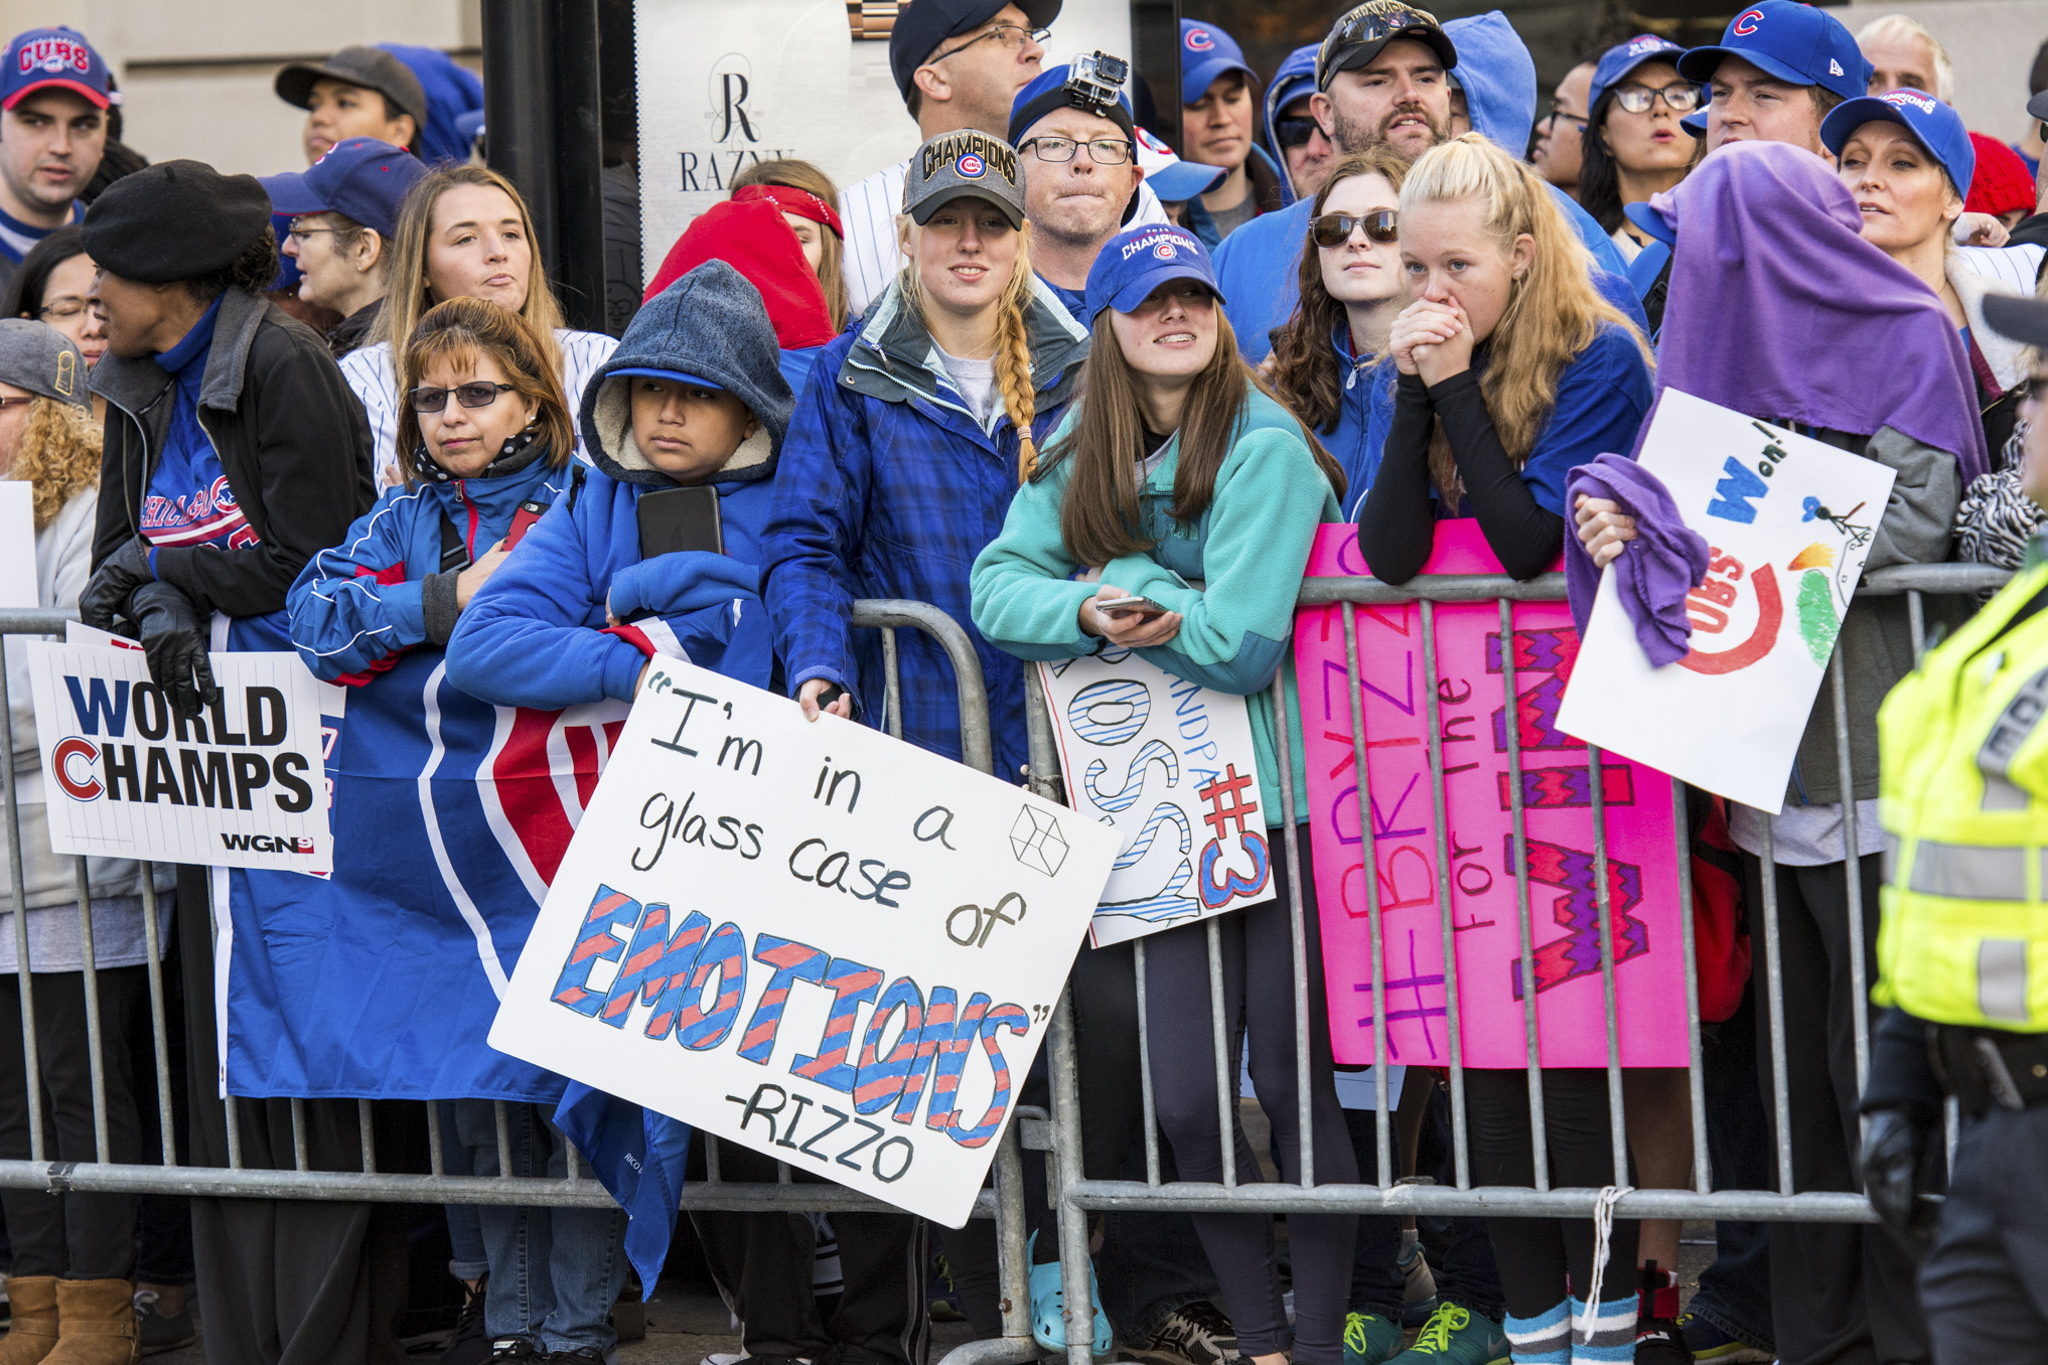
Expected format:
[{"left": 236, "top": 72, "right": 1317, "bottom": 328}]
[
  {"left": 1293, "top": 522, "right": 1687, "bottom": 1069},
  {"left": 488, "top": 660, "right": 1117, "bottom": 1226},
  {"left": 1556, "top": 389, "right": 1898, "bottom": 813},
  {"left": 1037, "top": 654, "right": 1274, "bottom": 948},
  {"left": 24, "top": 642, "right": 331, "bottom": 872}
]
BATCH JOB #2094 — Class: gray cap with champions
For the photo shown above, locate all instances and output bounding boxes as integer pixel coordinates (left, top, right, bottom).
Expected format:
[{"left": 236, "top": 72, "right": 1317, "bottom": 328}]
[{"left": 902, "top": 129, "right": 1027, "bottom": 229}]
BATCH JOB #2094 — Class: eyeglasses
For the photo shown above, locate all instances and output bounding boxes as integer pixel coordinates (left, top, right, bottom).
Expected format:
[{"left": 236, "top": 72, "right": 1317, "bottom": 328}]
[
  {"left": 407, "top": 381, "right": 515, "bottom": 414},
  {"left": 1611, "top": 81, "right": 1700, "bottom": 114},
  {"left": 0, "top": 396, "right": 32, "bottom": 410},
  {"left": 1546, "top": 107, "right": 1589, "bottom": 131},
  {"left": 37, "top": 297, "right": 89, "bottom": 320},
  {"left": 1312, "top": 210, "right": 1398, "bottom": 247},
  {"left": 930, "top": 23, "right": 1049, "bottom": 65},
  {"left": 1019, "top": 135, "right": 1134, "bottom": 164},
  {"left": 286, "top": 226, "right": 347, "bottom": 245},
  {"left": 1273, "top": 115, "right": 1323, "bottom": 150}
]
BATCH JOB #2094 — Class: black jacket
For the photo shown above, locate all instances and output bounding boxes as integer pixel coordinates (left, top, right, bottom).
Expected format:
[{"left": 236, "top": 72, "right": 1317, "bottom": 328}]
[{"left": 90, "top": 287, "right": 374, "bottom": 617}]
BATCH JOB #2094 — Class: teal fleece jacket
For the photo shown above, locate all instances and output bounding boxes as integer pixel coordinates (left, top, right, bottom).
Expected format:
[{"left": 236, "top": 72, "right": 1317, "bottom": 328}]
[{"left": 970, "top": 385, "right": 1341, "bottom": 825}]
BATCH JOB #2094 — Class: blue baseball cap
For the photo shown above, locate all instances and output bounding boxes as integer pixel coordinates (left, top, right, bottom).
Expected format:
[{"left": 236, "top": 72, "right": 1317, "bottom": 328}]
[
  {"left": 1821, "top": 88, "right": 1975, "bottom": 197},
  {"left": 1084, "top": 223, "right": 1224, "bottom": 324},
  {"left": 1589, "top": 34, "right": 1687, "bottom": 112},
  {"left": 1134, "top": 126, "right": 1227, "bottom": 202},
  {"left": 1677, "top": 2, "right": 1869, "bottom": 103},
  {"left": 2, "top": 27, "right": 110, "bottom": 110},
  {"left": 1008, "top": 63, "right": 1138, "bottom": 146},
  {"left": 1681, "top": 108, "right": 1707, "bottom": 136},
  {"left": 260, "top": 138, "right": 428, "bottom": 239},
  {"left": 1622, "top": 200, "right": 1677, "bottom": 249},
  {"left": 1180, "top": 19, "right": 1256, "bottom": 107}
]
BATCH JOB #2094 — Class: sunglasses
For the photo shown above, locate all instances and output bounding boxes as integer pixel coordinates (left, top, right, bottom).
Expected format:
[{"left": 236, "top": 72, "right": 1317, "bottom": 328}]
[
  {"left": 1611, "top": 81, "right": 1700, "bottom": 114},
  {"left": 1312, "top": 210, "right": 1398, "bottom": 247},
  {"left": 408, "top": 381, "right": 515, "bottom": 414},
  {"left": 1319, "top": 4, "right": 1441, "bottom": 73},
  {"left": 1274, "top": 115, "right": 1322, "bottom": 150}
]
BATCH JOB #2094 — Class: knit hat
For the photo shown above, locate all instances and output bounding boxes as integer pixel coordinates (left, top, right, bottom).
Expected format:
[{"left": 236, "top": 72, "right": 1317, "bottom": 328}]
[
  {"left": 82, "top": 160, "right": 273, "bottom": 284},
  {"left": 640, "top": 198, "right": 834, "bottom": 350},
  {"left": 582, "top": 260, "right": 795, "bottom": 488},
  {"left": 1966, "top": 132, "right": 2036, "bottom": 219},
  {"left": 0, "top": 319, "right": 87, "bottom": 407}
]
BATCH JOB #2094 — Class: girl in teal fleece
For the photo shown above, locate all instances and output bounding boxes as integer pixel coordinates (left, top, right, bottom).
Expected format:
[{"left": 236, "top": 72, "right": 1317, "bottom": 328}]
[{"left": 969, "top": 223, "right": 1355, "bottom": 1365}]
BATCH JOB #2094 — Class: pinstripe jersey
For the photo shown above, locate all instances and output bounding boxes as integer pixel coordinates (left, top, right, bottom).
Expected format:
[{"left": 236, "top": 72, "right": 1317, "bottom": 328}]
[
  {"left": 340, "top": 327, "right": 619, "bottom": 485},
  {"left": 1956, "top": 243, "right": 2046, "bottom": 294},
  {"left": 840, "top": 157, "right": 1172, "bottom": 316}
]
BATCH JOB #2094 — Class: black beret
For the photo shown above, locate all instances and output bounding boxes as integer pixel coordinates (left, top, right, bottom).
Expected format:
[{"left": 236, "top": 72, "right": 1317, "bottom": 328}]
[{"left": 81, "top": 159, "right": 274, "bottom": 285}]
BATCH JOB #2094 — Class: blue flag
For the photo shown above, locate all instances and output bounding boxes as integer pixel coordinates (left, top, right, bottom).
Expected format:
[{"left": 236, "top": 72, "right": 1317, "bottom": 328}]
[{"left": 555, "top": 1082, "right": 692, "bottom": 1296}]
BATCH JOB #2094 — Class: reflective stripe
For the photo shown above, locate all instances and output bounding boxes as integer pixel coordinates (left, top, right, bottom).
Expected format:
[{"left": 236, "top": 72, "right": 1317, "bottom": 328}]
[
  {"left": 1980, "top": 939, "right": 2032, "bottom": 1023},
  {"left": 1883, "top": 831, "right": 1901, "bottom": 883},
  {"left": 1907, "top": 840, "right": 2029, "bottom": 900},
  {"left": 1983, "top": 776, "right": 2030, "bottom": 812},
  {"left": 1979, "top": 666, "right": 2048, "bottom": 811}
]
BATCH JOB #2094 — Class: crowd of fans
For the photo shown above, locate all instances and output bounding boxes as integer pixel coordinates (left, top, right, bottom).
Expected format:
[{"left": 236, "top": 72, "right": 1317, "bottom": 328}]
[{"left": 1, "top": 1, "right": 2047, "bottom": 1363}]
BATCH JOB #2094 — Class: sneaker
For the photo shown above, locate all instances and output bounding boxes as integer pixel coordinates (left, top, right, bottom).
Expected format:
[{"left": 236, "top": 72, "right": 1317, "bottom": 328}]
[
  {"left": 1343, "top": 1310, "right": 1404, "bottom": 1365},
  {"left": 441, "top": 1276, "right": 490, "bottom": 1364},
  {"left": 1132, "top": 1300, "right": 1239, "bottom": 1365},
  {"left": 1386, "top": 1303, "right": 1509, "bottom": 1364},
  {"left": 1676, "top": 1313, "right": 1772, "bottom": 1363},
  {"left": 1633, "top": 1319, "right": 1693, "bottom": 1364},
  {"left": 133, "top": 1288, "right": 197, "bottom": 1356},
  {"left": 541, "top": 1350, "right": 606, "bottom": 1363},
  {"left": 488, "top": 1340, "right": 545, "bottom": 1361}
]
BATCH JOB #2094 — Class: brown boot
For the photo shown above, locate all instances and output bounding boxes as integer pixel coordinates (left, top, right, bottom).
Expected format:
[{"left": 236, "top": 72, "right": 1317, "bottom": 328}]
[
  {"left": 42, "top": 1281, "right": 135, "bottom": 1365},
  {"left": 0, "top": 1277, "right": 60, "bottom": 1365}
]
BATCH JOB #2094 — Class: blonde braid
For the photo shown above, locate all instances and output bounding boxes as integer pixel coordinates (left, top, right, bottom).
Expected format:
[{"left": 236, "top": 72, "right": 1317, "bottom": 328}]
[{"left": 992, "top": 224, "right": 1038, "bottom": 480}]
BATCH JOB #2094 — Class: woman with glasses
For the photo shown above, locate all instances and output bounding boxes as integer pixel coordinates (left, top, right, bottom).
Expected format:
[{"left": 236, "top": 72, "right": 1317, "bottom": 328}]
[
  {"left": 2, "top": 226, "right": 106, "bottom": 371},
  {"left": 1268, "top": 149, "right": 1409, "bottom": 519},
  {"left": 342, "top": 164, "right": 615, "bottom": 483},
  {"left": 262, "top": 137, "right": 429, "bottom": 359},
  {"left": 1576, "top": 36, "right": 1701, "bottom": 264}
]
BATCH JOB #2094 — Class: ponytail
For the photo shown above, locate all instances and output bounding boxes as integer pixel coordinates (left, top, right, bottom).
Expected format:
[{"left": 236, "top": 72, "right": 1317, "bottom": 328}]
[{"left": 897, "top": 215, "right": 1041, "bottom": 481}]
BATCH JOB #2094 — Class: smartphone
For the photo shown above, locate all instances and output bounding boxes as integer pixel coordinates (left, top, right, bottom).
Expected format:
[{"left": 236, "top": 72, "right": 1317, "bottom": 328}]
[
  {"left": 636, "top": 486, "right": 724, "bottom": 558},
  {"left": 504, "top": 500, "right": 548, "bottom": 549},
  {"left": 1097, "top": 594, "right": 1168, "bottom": 618}
]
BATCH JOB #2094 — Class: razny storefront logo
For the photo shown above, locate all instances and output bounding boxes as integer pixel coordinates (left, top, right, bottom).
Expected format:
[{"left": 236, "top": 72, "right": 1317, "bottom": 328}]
[{"left": 678, "top": 52, "right": 794, "bottom": 193}]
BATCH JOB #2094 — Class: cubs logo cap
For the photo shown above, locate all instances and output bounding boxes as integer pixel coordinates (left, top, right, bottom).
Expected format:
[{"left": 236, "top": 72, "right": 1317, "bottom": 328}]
[
  {"left": 1, "top": 27, "right": 111, "bottom": 110},
  {"left": 260, "top": 138, "right": 429, "bottom": 239},
  {"left": 1084, "top": 222, "right": 1225, "bottom": 325},
  {"left": 888, "top": 0, "right": 1063, "bottom": 104},
  {"left": 1588, "top": 34, "right": 1688, "bottom": 113},
  {"left": 1179, "top": 19, "right": 1255, "bottom": 107},
  {"left": 903, "top": 129, "right": 1027, "bottom": 228},
  {"left": 1820, "top": 88, "right": 1975, "bottom": 198},
  {"left": 1676, "top": 0, "right": 1869, "bottom": 103}
]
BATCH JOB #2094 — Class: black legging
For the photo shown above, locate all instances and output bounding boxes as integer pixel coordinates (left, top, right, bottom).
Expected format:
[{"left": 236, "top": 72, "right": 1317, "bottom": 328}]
[
  {"left": 1142, "top": 826, "right": 1356, "bottom": 1365},
  {"left": 1464, "top": 1067, "right": 1638, "bottom": 1321}
]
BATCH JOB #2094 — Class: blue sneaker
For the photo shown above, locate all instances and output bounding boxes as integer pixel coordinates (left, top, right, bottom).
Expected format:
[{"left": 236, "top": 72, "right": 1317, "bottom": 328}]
[
  {"left": 1386, "top": 1303, "right": 1509, "bottom": 1364},
  {"left": 1344, "top": 1311, "right": 1404, "bottom": 1365},
  {"left": 1027, "top": 1232, "right": 1112, "bottom": 1356}
]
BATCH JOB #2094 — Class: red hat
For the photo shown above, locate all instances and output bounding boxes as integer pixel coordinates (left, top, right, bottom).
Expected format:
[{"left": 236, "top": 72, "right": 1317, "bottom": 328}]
[
  {"left": 643, "top": 199, "right": 835, "bottom": 351},
  {"left": 1966, "top": 132, "right": 2036, "bottom": 219}
]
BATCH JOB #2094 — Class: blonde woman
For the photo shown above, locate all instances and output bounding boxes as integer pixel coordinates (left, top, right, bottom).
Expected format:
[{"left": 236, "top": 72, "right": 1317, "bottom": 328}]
[
  {"left": 1358, "top": 133, "right": 1654, "bottom": 585},
  {"left": 340, "top": 164, "right": 616, "bottom": 482},
  {"left": 731, "top": 158, "right": 852, "bottom": 332}
]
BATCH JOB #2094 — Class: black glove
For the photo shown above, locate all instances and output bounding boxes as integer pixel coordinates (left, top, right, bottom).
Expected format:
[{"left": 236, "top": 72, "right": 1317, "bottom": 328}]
[
  {"left": 128, "top": 582, "right": 219, "bottom": 719},
  {"left": 79, "top": 536, "right": 155, "bottom": 633},
  {"left": 1861, "top": 1105, "right": 1942, "bottom": 1257}
]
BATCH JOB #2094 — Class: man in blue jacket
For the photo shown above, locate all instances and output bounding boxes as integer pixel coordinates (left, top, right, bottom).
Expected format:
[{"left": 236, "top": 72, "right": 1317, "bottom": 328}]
[
  {"left": 1264, "top": 44, "right": 1332, "bottom": 203},
  {"left": 1213, "top": 2, "right": 1638, "bottom": 364}
]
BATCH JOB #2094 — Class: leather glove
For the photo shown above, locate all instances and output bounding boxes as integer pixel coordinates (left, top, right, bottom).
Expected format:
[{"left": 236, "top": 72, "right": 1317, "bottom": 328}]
[
  {"left": 128, "top": 582, "right": 219, "bottom": 719},
  {"left": 1860, "top": 1106, "right": 1943, "bottom": 1258},
  {"left": 79, "top": 536, "right": 155, "bottom": 633}
]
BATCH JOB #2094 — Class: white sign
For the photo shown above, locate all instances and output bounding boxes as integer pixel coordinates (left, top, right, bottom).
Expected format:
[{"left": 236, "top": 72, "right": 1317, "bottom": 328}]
[
  {"left": 25, "top": 643, "right": 332, "bottom": 871},
  {"left": 0, "top": 483, "right": 32, "bottom": 610},
  {"left": 634, "top": 0, "right": 1134, "bottom": 282},
  {"left": 1556, "top": 388, "right": 1899, "bottom": 812},
  {"left": 1037, "top": 653, "right": 1275, "bottom": 948},
  {"left": 488, "top": 660, "right": 1117, "bottom": 1226}
]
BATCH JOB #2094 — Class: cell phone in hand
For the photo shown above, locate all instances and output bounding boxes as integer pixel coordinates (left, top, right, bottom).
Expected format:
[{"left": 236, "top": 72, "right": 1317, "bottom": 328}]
[
  {"left": 1097, "top": 594, "right": 1167, "bottom": 618},
  {"left": 504, "top": 499, "right": 548, "bottom": 549},
  {"left": 636, "top": 485, "right": 724, "bottom": 558}
]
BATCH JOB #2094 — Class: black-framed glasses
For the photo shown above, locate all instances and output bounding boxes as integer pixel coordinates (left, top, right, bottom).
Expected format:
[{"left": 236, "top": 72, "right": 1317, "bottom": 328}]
[
  {"left": 286, "top": 226, "right": 347, "bottom": 245},
  {"left": 1274, "top": 115, "right": 1322, "bottom": 150},
  {"left": 1019, "top": 135, "right": 1134, "bottom": 164},
  {"left": 407, "top": 382, "right": 515, "bottom": 414},
  {"left": 1546, "top": 106, "right": 1589, "bottom": 131},
  {"left": 1611, "top": 81, "right": 1700, "bottom": 114},
  {"left": 1312, "top": 209, "right": 1398, "bottom": 247},
  {"left": 930, "top": 23, "right": 1049, "bottom": 64}
]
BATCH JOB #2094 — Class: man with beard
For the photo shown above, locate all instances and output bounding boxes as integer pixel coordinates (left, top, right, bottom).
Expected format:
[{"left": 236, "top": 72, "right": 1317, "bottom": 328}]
[
  {"left": 0, "top": 27, "right": 110, "bottom": 296},
  {"left": 1212, "top": 0, "right": 1634, "bottom": 363}
]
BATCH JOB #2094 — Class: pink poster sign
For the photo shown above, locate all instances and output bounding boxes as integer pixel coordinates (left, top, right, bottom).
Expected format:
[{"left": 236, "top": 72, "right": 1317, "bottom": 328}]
[{"left": 1294, "top": 521, "right": 1688, "bottom": 1069}]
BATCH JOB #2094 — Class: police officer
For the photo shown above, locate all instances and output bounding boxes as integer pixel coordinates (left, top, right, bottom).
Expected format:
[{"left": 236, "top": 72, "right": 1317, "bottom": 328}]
[{"left": 1862, "top": 290, "right": 2048, "bottom": 1360}]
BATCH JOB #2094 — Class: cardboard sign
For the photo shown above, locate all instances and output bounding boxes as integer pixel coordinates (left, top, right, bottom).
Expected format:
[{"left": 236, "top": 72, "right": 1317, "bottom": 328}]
[
  {"left": 25, "top": 643, "right": 331, "bottom": 872},
  {"left": 0, "top": 483, "right": 32, "bottom": 610},
  {"left": 488, "top": 660, "right": 1117, "bottom": 1226},
  {"left": 1555, "top": 389, "right": 1899, "bottom": 813},
  {"left": 1037, "top": 653, "right": 1274, "bottom": 947},
  {"left": 1293, "top": 522, "right": 1688, "bottom": 1069}
]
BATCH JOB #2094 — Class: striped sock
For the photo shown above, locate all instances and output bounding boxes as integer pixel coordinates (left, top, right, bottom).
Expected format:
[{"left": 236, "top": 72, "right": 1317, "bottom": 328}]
[
  {"left": 1569, "top": 1292, "right": 1637, "bottom": 1362},
  {"left": 1504, "top": 1301, "right": 1570, "bottom": 1363}
]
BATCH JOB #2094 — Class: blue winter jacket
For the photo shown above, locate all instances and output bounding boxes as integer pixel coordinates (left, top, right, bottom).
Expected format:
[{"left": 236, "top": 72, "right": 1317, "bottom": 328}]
[
  {"left": 1317, "top": 327, "right": 1400, "bottom": 521},
  {"left": 1261, "top": 45, "right": 1320, "bottom": 209},
  {"left": 760, "top": 275, "right": 1090, "bottom": 781}
]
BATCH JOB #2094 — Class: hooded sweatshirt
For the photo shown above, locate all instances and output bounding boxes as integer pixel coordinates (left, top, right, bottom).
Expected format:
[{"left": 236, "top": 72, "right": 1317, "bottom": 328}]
[
  {"left": 448, "top": 261, "right": 795, "bottom": 709},
  {"left": 1212, "top": 10, "right": 1638, "bottom": 364},
  {"left": 1261, "top": 44, "right": 1321, "bottom": 209}
]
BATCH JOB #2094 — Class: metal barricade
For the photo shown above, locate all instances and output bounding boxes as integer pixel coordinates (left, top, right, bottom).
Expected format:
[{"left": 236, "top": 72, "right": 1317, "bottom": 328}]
[
  {"left": 0, "top": 601, "right": 1035, "bottom": 1365},
  {"left": 1035, "top": 561, "right": 2012, "bottom": 1365}
]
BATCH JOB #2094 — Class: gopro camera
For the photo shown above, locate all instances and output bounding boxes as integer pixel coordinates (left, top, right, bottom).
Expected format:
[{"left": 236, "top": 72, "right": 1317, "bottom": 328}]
[{"left": 1066, "top": 50, "right": 1130, "bottom": 113}]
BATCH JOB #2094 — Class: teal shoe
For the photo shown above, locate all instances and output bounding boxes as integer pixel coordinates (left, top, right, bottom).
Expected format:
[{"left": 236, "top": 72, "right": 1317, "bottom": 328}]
[
  {"left": 1027, "top": 1231, "right": 1112, "bottom": 1356},
  {"left": 1344, "top": 1311, "right": 1404, "bottom": 1365},
  {"left": 1386, "top": 1303, "right": 1509, "bottom": 1364}
]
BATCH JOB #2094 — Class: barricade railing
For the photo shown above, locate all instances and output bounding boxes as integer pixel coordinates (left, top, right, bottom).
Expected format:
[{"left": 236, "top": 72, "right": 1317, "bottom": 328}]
[
  {"left": 0, "top": 601, "right": 1033, "bottom": 1365},
  {"left": 1035, "top": 561, "right": 2012, "bottom": 1365}
]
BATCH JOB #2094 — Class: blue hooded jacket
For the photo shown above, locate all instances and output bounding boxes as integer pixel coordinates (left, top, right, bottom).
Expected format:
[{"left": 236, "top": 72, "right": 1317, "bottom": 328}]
[
  {"left": 448, "top": 262, "right": 791, "bottom": 710},
  {"left": 1212, "top": 11, "right": 1640, "bottom": 364},
  {"left": 1261, "top": 44, "right": 1321, "bottom": 209},
  {"left": 378, "top": 43, "right": 485, "bottom": 166},
  {"left": 1318, "top": 332, "right": 1401, "bottom": 521}
]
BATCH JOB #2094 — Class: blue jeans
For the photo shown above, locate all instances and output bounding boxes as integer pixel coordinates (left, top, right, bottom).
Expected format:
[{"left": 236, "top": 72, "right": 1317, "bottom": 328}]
[
  {"left": 439, "top": 1105, "right": 491, "bottom": 1282},
  {"left": 454, "top": 1099, "right": 629, "bottom": 1353},
  {"left": 1346, "top": 1088, "right": 1505, "bottom": 1323}
]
